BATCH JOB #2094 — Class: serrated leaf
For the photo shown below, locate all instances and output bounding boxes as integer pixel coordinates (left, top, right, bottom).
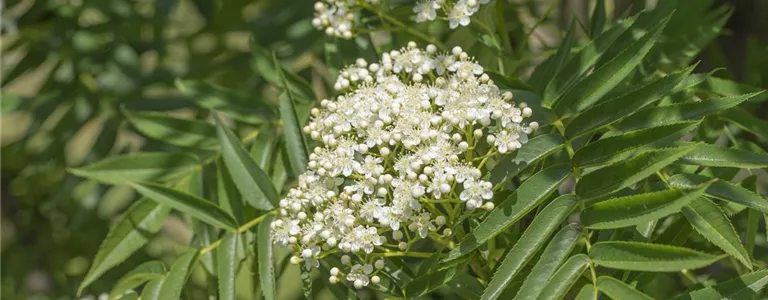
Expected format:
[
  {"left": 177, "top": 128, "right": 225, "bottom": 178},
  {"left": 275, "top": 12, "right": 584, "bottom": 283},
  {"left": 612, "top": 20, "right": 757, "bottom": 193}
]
[
  {"left": 129, "top": 182, "right": 238, "bottom": 230},
  {"left": 589, "top": 0, "right": 606, "bottom": 37},
  {"left": 528, "top": 21, "right": 577, "bottom": 93},
  {"left": 668, "top": 173, "right": 768, "bottom": 213},
  {"left": 573, "top": 122, "right": 697, "bottom": 168},
  {"left": 175, "top": 79, "right": 274, "bottom": 124},
  {"left": 448, "top": 273, "right": 485, "bottom": 300},
  {"left": 513, "top": 225, "right": 583, "bottom": 300},
  {"left": 405, "top": 262, "right": 467, "bottom": 298},
  {"left": 250, "top": 124, "right": 279, "bottom": 171},
  {"left": 217, "top": 232, "right": 239, "bottom": 300},
  {"left": 158, "top": 251, "right": 200, "bottom": 299},
  {"left": 480, "top": 194, "right": 579, "bottom": 300},
  {"left": 139, "top": 277, "right": 165, "bottom": 300},
  {"left": 553, "top": 16, "right": 669, "bottom": 116},
  {"left": 123, "top": 109, "right": 218, "bottom": 149},
  {"left": 258, "top": 215, "right": 277, "bottom": 300},
  {"left": 301, "top": 263, "right": 313, "bottom": 300},
  {"left": 565, "top": 67, "right": 693, "bottom": 139},
  {"left": 447, "top": 165, "right": 572, "bottom": 262},
  {"left": 589, "top": 241, "right": 723, "bottom": 271},
  {"left": 216, "top": 160, "right": 243, "bottom": 224},
  {"left": 616, "top": 92, "right": 762, "bottom": 132},
  {"left": 542, "top": 16, "right": 637, "bottom": 107},
  {"left": 110, "top": 261, "right": 166, "bottom": 298},
  {"left": 214, "top": 113, "right": 278, "bottom": 211},
  {"left": 78, "top": 199, "right": 170, "bottom": 295},
  {"left": 682, "top": 197, "right": 751, "bottom": 269},
  {"left": 489, "top": 134, "right": 565, "bottom": 184},
  {"left": 576, "top": 146, "right": 695, "bottom": 199},
  {"left": 597, "top": 276, "right": 654, "bottom": 300},
  {"left": 701, "top": 76, "right": 767, "bottom": 103},
  {"left": 534, "top": 254, "right": 590, "bottom": 300},
  {"left": 678, "top": 142, "right": 768, "bottom": 169},
  {"left": 278, "top": 92, "right": 309, "bottom": 175},
  {"left": 69, "top": 152, "right": 200, "bottom": 185},
  {"left": 672, "top": 269, "right": 768, "bottom": 300},
  {"left": 582, "top": 185, "right": 708, "bottom": 229},
  {"left": 720, "top": 106, "right": 768, "bottom": 142}
]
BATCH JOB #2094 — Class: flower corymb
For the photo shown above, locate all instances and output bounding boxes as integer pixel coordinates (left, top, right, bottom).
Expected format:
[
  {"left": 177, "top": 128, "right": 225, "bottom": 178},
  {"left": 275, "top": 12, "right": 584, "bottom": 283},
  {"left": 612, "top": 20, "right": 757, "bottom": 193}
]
[{"left": 272, "top": 42, "right": 536, "bottom": 289}]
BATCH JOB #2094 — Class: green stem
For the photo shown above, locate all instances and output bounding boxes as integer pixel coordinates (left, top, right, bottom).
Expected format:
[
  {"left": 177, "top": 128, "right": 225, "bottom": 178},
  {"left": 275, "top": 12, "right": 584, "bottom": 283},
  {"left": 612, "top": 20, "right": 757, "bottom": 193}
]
[
  {"left": 200, "top": 211, "right": 276, "bottom": 255},
  {"left": 362, "top": 4, "right": 447, "bottom": 49},
  {"left": 373, "top": 251, "right": 434, "bottom": 258}
]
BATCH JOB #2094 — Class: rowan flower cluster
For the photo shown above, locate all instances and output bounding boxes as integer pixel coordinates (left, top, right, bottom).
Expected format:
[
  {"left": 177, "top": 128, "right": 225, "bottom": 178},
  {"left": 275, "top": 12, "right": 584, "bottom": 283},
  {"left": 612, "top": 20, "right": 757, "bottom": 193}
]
[
  {"left": 414, "top": 0, "right": 491, "bottom": 29},
  {"left": 311, "top": 0, "right": 378, "bottom": 39},
  {"left": 313, "top": 0, "right": 491, "bottom": 38},
  {"left": 272, "top": 42, "right": 536, "bottom": 289}
]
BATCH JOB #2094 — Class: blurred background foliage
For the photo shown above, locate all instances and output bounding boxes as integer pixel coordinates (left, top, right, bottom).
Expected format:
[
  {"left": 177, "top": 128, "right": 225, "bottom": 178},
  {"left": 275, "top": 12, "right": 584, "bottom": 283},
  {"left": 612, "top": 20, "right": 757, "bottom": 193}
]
[{"left": 1, "top": 0, "right": 767, "bottom": 299}]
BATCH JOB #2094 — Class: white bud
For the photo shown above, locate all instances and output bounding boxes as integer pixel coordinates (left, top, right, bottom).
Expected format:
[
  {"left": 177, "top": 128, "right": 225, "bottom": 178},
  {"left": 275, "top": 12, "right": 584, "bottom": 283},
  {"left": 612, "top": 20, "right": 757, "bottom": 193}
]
[
  {"left": 452, "top": 46, "right": 463, "bottom": 56},
  {"left": 398, "top": 242, "right": 408, "bottom": 250},
  {"left": 473, "top": 129, "right": 483, "bottom": 137},
  {"left": 302, "top": 249, "right": 313, "bottom": 258},
  {"left": 377, "top": 187, "right": 388, "bottom": 197},
  {"left": 392, "top": 230, "right": 403, "bottom": 240},
  {"left": 341, "top": 255, "right": 351, "bottom": 264},
  {"left": 290, "top": 256, "right": 301, "bottom": 265},
  {"left": 529, "top": 121, "right": 539, "bottom": 130},
  {"left": 435, "top": 216, "right": 446, "bottom": 226},
  {"left": 375, "top": 259, "right": 386, "bottom": 269},
  {"left": 330, "top": 267, "right": 339, "bottom": 276},
  {"left": 354, "top": 279, "right": 364, "bottom": 289},
  {"left": 329, "top": 275, "right": 338, "bottom": 283},
  {"left": 459, "top": 141, "right": 469, "bottom": 150},
  {"left": 484, "top": 202, "right": 495, "bottom": 211},
  {"left": 371, "top": 275, "right": 381, "bottom": 284},
  {"left": 522, "top": 107, "right": 533, "bottom": 117},
  {"left": 380, "top": 147, "right": 391, "bottom": 156},
  {"left": 443, "top": 228, "right": 453, "bottom": 236}
]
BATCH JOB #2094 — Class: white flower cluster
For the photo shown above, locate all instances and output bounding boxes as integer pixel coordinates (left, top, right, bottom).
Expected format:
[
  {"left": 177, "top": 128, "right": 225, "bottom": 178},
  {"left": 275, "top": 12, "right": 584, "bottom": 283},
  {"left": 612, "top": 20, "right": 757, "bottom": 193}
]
[
  {"left": 415, "top": 0, "right": 491, "bottom": 29},
  {"left": 272, "top": 42, "right": 536, "bottom": 289},
  {"left": 312, "top": 0, "right": 379, "bottom": 39},
  {"left": 312, "top": 0, "right": 491, "bottom": 38}
]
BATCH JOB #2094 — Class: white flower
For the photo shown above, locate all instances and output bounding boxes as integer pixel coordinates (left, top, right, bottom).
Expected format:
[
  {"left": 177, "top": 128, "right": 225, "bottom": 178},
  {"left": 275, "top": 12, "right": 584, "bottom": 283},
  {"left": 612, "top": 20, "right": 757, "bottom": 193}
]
[
  {"left": 459, "top": 180, "right": 493, "bottom": 209},
  {"left": 448, "top": 2, "right": 472, "bottom": 29},
  {"left": 272, "top": 42, "right": 534, "bottom": 279},
  {"left": 414, "top": 0, "right": 440, "bottom": 23}
]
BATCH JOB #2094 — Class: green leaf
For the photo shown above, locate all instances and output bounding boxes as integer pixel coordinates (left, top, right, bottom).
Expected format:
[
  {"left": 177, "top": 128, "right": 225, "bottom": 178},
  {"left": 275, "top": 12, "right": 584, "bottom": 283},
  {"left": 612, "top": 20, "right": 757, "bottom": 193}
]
[
  {"left": 589, "top": 0, "right": 606, "bottom": 37},
  {"left": 69, "top": 152, "right": 200, "bottom": 185},
  {"left": 672, "top": 269, "right": 768, "bottom": 300},
  {"left": 448, "top": 273, "right": 485, "bottom": 300},
  {"left": 258, "top": 215, "right": 277, "bottom": 300},
  {"left": 701, "top": 76, "right": 767, "bottom": 103},
  {"left": 480, "top": 194, "right": 579, "bottom": 300},
  {"left": 513, "top": 225, "right": 583, "bottom": 300},
  {"left": 528, "top": 21, "right": 577, "bottom": 93},
  {"left": 139, "top": 277, "right": 165, "bottom": 300},
  {"left": 553, "top": 16, "right": 669, "bottom": 116},
  {"left": 217, "top": 232, "right": 239, "bottom": 300},
  {"left": 668, "top": 173, "right": 768, "bottom": 213},
  {"left": 129, "top": 182, "right": 238, "bottom": 230},
  {"left": 534, "top": 254, "right": 589, "bottom": 300},
  {"left": 720, "top": 106, "right": 768, "bottom": 142},
  {"left": 576, "top": 146, "right": 695, "bottom": 199},
  {"left": 301, "top": 263, "right": 313, "bottom": 300},
  {"left": 158, "top": 251, "right": 200, "bottom": 300},
  {"left": 251, "top": 42, "right": 315, "bottom": 102},
  {"left": 565, "top": 67, "right": 693, "bottom": 139},
  {"left": 405, "top": 262, "right": 467, "bottom": 298},
  {"left": 679, "top": 142, "right": 768, "bottom": 169},
  {"left": 175, "top": 79, "right": 274, "bottom": 124},
  {"left": 682, "top": 197, "right": 751, "bottom": 269},
  {"left": 78, "top": 199, "right": 170, "bottom": 295},
  {"left": 214, "top": 113, "right": 278, "bottom": 210},
  {"left": 447, "top": 165, "right": 572, "bottom": 262},
  {"left": 489, "top": 133, "right": 565, "bottom": 184},
  {"left": 277, "top": 92, "right": 309, "bottom": 175},
  {"left": 596, "top": 276, "right": 654, "bottom": 300},
  {"left": 110, "top": 261, "right": 167, "bottom": 298},
  {"left": 582, "top": 184, "right": 708, "bottom": 229},
  {"left": 616, "top": 92, "right": 762, "bottom": 132},
  {"left": 589, "top": 241, "right": 724, "bottom": 271},
  {"left": 123, "top": 109, "right": 218, "bottom": 149},
  {"left": 572, "top": 122, "right": 698, "bottom": 168},
  {"left": 250, "top": 124, "right": 279, "bottom": 171},
  {"left": 542, "top": 16, "right": 637, "bottom": 107},
  {"left": 216, "top": 160, "right": 243, "bottom": 224}
]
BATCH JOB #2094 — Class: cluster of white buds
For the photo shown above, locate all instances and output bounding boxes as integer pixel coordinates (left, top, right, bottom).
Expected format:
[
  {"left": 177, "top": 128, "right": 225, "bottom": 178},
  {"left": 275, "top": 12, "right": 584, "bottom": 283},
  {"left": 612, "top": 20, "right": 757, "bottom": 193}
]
[
  {"left": 414, "top": 0, "right": 491, "bottom": 29},
  {"left": 272, "top": 42, "right": 535, "bottom": 289},
  {"left": 312, "top": 0, "right": 379, "bottom": 39}
]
